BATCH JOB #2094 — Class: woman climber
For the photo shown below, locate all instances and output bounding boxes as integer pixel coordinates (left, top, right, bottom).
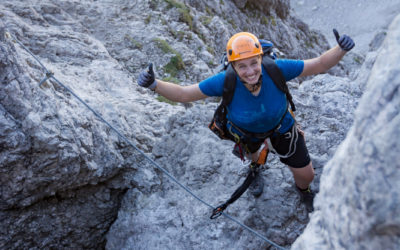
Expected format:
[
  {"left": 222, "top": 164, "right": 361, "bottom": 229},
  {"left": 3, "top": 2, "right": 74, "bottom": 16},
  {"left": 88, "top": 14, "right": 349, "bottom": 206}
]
[{"left": 137, "top": 30, "right": 354, "bottom": 212}]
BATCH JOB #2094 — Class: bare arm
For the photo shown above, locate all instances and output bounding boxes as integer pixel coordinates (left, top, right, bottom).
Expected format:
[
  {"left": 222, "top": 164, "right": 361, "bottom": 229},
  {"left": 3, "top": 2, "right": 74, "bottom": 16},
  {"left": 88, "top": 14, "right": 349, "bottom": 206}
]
[
  {"left": 299, "top": 45, "right": 347, "bottom": 77},
  {"left": 300, "top": 29, "right": 355, "bottom": 77},
  {"left": 154, "top": 80, "right": 208, "bottom": 103}
]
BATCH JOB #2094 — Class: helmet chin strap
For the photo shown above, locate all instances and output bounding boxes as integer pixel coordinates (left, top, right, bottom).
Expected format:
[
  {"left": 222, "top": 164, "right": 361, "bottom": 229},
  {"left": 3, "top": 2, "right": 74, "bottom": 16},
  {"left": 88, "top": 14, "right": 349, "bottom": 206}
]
[
  {"left": 231, "top": 63, "right": 262, "bottom": 93},
  {"left": 243, "top": 75, "right": 262, "bottom": 93}
]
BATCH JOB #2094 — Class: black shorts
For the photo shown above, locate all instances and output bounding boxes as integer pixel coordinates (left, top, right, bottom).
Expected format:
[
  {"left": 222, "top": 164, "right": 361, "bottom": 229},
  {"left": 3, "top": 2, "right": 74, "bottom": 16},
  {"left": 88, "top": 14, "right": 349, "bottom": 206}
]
[{"left": 245, "top": 125, "right": 311, "bottom": 168}]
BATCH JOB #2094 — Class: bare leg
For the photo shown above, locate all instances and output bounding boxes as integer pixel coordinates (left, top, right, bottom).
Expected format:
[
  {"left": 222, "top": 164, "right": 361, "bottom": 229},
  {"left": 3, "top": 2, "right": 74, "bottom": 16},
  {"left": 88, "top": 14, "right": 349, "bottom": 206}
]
[
  {"left": 250, "top": 151, "right": 259, "bottom": 162},
  {"left": 288, "top": 161, "right": 314, "bottom": 189}
]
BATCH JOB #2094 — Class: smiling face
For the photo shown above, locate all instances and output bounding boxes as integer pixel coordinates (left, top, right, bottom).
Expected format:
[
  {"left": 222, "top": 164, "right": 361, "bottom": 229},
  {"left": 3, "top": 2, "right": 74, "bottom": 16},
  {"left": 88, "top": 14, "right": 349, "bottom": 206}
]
[{"left": 232, "top": 55, "right": 262, "bottom": 85}]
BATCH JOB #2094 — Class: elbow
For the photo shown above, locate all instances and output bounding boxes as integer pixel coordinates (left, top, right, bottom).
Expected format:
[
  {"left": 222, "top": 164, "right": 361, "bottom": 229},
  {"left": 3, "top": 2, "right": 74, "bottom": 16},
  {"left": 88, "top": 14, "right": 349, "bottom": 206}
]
[
  {"left": 179, "top": 95, "right": 193, "bottom": 103},
  {"left": 320, "top": 60, "right": 334, "bottom": 73},
  {"left": 178, "top": 86, "right": 201, "bottom": 103},
  {"left": 170, "top": 87, "right": 191, "bottom": 103},
  {"left": 163, "top": 84, "right": 204, "bottom": 103}
]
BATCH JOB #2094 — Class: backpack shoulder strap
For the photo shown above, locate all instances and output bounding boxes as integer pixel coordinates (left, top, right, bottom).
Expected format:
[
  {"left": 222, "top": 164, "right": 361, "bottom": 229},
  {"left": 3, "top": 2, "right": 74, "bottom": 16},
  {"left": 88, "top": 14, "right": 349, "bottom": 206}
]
[
  {"left": 262, "top": 56, "right": 296, "bottom": 111},
  {"left": 222, "top": 63, "right": 236, "bottom": 107},
  {"left": 208, "top": 63, "right": 236, "bottom": 140}
]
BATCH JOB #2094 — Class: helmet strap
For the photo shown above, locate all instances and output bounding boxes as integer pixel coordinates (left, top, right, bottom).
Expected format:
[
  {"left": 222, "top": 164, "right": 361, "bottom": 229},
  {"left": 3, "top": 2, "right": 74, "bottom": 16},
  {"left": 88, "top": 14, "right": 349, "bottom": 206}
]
[
  {"left": 244, "top": 75, "right": 262, "bottom": 93},
  {"left": 231, "top": 63, "right": 262, "bottom": 93}
]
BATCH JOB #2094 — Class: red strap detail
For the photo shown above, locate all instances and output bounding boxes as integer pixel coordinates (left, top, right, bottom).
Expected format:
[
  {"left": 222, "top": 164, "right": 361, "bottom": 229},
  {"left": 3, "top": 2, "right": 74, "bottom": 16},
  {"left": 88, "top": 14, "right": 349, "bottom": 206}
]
[{"left": 234, "top": 143, "right": 244, "bottom": 161}]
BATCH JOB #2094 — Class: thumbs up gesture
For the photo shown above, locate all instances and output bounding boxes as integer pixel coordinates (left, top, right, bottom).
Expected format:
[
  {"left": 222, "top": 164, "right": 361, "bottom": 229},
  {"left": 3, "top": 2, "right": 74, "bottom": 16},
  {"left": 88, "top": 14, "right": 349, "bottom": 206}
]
[
  {"left": 333, "top": 29, "right": 355, "bottom": 51},
  {"left": 138, "top": 63, "right": 157, "bottom": 90}
]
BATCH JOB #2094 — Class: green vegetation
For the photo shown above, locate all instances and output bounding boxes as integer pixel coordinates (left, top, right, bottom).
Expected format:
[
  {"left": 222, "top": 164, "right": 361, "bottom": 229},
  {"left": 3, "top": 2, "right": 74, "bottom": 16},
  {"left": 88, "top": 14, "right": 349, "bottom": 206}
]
[
  {"left": 179, "top": 8, "right": 193, "bottom": 29},
  {"left": 244, "top": 1, "right": 256, "bottom": 10},
  {"left": 262, "top": 16, "right": 269, "bottom": 26},
  {"left": 165, "top": 0, "right": 185, "bottom": 9},
  {"left": 172, "top": 30, "right": 192, "bottom": 41},
  {"left": 149, "top": 0, "right": 158, "bottom": 9},
  {"left": 194, "top": 30, "right": 206, "bottom": 42},
  {"left": 157, "top": 95, "right": 178, "bottom": 105},
  {"left": 205, "top": 6, "right": 212, "bottom": 15},
  {"left": 162, "top": 76, "right": 180, "bottom": 84},
  {"left": 307, "top": 34, "right": 319, "bottom": 48},
  {"left": 153, "top": 38, "right": 175, "bottom": 54},
  {"left": 200, "top": 15, "right": 212, "bottom": 26},
  {"left": 227, "top": 18, "right": 237, "bottom": 29},
  {"left": 125, "top": 35, "right": 143, "bottom": 49},
  {"left": 353, "top": 55, "right": 363, "bottom": 64},
  {"left": 206, "top": 46, "right": 215, "bottom": 55},
  {"left": 176, "top": 30, "right": 185, "bottom": 41},
  {"left": 173, "top": 30, "right": 192, "bottom": 41},
  {"left": 165, "top": 0, "right": 193, "bottom": 30},
  {"left": 305, "top": 40, "right": 314, "bottom": 49},
  {"left": 144, "top": 15, "right": 151, "bottom": 24},
  {"left": 269, "top": 15, "right": 277, "bottom": 26},
  {"left": 164, "top": 55, "right": 184, "bottom": 77},
  {"left": 152, "top": 38, "right": 184, "bottom": 77}
]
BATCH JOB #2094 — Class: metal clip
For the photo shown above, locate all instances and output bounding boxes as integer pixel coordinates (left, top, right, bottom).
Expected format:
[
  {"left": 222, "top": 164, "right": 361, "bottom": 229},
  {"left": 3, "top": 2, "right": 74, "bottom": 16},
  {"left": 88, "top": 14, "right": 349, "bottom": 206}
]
[
  {"left": 284, "top": 132, "right": 292, "bottom": 139},
  {"left": 210, "top": 203, "right": 227, "bottom": 219}
]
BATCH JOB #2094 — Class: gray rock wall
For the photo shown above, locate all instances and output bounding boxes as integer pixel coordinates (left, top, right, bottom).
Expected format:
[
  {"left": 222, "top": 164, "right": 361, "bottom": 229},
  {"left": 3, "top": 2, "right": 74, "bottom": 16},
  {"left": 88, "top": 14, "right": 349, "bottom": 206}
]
[
  {"left": 105, "top": 63, "right": 364, "bottom": 249},
  {"left": 0, "top": 15, "right": 157, "bottom": 250},
  {"left": 292, "top": 14, "right": 400, "bottom": 250},
  {"left": 1, "top": 1, "right": 179, "bottom": 248},
  {"left": 0, "top": 0, "right": 387, "bottom": 249}
]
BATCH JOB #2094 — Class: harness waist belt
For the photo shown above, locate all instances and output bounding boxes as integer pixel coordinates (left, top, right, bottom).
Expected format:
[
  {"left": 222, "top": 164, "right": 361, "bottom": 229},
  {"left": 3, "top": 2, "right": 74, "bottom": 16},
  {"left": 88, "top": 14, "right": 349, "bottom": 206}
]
[{"left": 228, "top": 107, "right": 289, "bottom": 140}]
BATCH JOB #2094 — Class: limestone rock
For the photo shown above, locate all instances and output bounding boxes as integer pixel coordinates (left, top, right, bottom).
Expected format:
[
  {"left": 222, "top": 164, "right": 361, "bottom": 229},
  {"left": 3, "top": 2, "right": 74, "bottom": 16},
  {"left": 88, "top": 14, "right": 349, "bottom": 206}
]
[
  {"left": 292, "top": 14, "right": 400, "bottom": 250},
  {"left": 0, "top": 0, "right": 380, "bottom": 249}
]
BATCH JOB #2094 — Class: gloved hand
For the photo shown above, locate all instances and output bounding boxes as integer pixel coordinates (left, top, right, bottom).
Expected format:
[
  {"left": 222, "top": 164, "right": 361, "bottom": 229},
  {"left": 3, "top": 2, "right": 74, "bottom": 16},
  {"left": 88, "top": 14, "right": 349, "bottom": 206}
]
[
  {"left": 333, "top": 29, "right": 355, "bottom": 51},
  {"left": 138, "top": 63, "right": 157, "bottom": 90}
]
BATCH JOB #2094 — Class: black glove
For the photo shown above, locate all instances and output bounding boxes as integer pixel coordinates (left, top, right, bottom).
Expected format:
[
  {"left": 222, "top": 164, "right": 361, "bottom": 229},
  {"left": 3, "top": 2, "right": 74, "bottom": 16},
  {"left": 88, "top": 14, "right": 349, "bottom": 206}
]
[
  {"left": 138, "top": 63, "right": 157, "bottom": 90},
  {"left": 333, "top": 29, "right": 355, "bottom": 51}
]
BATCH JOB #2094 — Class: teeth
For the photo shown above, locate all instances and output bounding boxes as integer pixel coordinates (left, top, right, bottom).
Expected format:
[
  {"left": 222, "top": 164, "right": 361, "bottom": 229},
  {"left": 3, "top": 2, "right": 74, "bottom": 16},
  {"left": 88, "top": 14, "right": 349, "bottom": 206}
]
[{"left": 248, "top": 75, "right": 256, "bottom": 81}]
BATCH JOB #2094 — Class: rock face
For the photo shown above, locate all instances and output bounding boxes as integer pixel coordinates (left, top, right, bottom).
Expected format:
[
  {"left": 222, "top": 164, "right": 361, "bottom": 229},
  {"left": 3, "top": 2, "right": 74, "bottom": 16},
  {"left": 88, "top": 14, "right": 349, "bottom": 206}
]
[
  {"left": 0, "top": 11, "right": 161, "bottom": 250},
  {"left": 292, "top": 14, "right": 400, "bottom": 250},
  {"left": 0, "top": 0, "right": 392, "bottom": 249},
  {"left": 105, "top": 63, "right": 364, "bottom": 249},
  {"left": 0, "top": 1, "right": 179, "bottom": 248}
]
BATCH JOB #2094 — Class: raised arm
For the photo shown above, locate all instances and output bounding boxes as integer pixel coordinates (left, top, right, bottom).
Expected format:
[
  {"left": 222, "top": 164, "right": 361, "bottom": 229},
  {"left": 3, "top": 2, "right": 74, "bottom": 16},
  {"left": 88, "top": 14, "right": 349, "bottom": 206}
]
[
  {"left": 153, "top": 80, "right": 208, "bottom": 103},
  {"left": 300, "top": 29, "right": 355, "bottom": 77},
  {"left": 137, "top": 63, "right": 208, "bottom": 103}
]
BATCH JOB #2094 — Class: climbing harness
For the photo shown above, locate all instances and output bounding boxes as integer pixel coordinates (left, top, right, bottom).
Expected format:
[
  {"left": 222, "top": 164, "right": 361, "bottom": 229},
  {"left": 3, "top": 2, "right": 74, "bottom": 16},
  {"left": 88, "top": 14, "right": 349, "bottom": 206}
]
[{"left": 6, "top": 32, "right": 287, "bottom": 250}]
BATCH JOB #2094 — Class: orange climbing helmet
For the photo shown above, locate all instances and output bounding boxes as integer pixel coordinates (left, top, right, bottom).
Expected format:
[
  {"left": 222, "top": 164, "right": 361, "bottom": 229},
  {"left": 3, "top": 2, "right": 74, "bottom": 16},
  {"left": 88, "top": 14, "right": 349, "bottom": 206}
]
[{"left": 226, "top": 32, "right": 263, "bottom": 62}]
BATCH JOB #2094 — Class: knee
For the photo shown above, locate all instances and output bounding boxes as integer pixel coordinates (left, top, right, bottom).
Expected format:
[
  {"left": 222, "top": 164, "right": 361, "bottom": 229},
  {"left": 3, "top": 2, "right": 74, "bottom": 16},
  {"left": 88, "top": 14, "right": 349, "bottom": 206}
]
[
  {"left": 304, "top": 161, "right": 315, "bottom": 182},
  {"left": 291, "top": 161, "right": 314, "bottom": 182}
]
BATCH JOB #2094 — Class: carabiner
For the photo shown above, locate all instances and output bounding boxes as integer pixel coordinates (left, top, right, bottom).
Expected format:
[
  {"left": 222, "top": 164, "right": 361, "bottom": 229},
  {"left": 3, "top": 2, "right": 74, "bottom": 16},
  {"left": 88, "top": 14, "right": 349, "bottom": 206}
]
[
  {"left": 210, "top": 203, "right": 227, "bottom": 219},
  {"left": 284, "top": 132, "right": 292, "bottom": 139}
]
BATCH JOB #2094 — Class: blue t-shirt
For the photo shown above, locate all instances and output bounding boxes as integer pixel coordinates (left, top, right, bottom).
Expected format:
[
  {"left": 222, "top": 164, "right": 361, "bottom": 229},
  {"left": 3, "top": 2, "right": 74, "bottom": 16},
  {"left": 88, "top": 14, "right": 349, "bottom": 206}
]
[{"left": 199, "top": 59, "right": 304, "bottom": 134}]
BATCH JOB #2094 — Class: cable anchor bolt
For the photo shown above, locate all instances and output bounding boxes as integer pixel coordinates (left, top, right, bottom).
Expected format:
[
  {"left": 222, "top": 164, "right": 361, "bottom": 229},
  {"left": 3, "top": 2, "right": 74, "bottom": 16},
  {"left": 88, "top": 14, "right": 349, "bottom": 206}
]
[{"left": 39, "top": 71, "right": 54, "bottom": 87}]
